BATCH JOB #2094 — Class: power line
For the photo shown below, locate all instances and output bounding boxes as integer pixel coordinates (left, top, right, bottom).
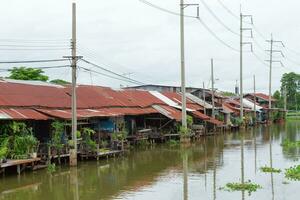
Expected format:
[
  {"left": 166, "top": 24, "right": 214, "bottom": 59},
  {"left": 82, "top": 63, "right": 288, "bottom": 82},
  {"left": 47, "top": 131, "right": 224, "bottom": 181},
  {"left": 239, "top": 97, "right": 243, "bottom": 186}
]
[
  {"left": 199, "top": 0, "right": 239, "bottom": 36},
  {"left": 80, "top": 59, "right": 146, "bottom": 85},
  {"left": 0, "top": 59, "right": 69, "bottom": 64},
  {"left": 78, "top": 66, "right": 143, "bottom": 85},
  {"left": 139, "top": 0, "right": 196, "bottom": 18},
  {"left": 139, "top": 0, "right": 239, "bottom": 52},
  {"left": 0, "top": 48, "right": 69, "bottom": 51},
  {"left": 0, "top": 65, "right": 70, "bottom": 72},
  {"left": 77, "top": 45, "right": 156, "bottom": 83}
]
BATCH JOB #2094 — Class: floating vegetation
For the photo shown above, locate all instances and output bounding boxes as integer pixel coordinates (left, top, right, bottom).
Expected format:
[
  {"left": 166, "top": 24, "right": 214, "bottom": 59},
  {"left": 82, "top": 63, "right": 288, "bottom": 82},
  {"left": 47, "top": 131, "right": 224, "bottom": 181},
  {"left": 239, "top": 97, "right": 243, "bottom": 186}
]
[
  {"left": 220, "top": 181, "right": 262, "bottom": 195},
  {"left": 47, "top": 163, "right": 56, "bottom": 174},
  {"left": 281, "top": 140, "right": 300, "bottom": 149},
  {"left": 260, "top": 166, "right": 282, "bottom": 173},
  {"left": 166, "top": 139, "right": 179, "bottom": 147},
  {"left": 285, "top": 165, "right": 300, "bottom": 181}
]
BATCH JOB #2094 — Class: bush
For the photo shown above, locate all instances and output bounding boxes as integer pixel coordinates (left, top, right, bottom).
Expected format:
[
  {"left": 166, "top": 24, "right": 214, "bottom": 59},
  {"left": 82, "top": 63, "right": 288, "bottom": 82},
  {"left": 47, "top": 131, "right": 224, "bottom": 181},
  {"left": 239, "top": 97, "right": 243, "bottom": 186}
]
[
  {"left": 47, "top": 163, "right": 56, "bottom": 173},
  {"left": 285, "top": 165, "right": 300, "bottom": 181}
]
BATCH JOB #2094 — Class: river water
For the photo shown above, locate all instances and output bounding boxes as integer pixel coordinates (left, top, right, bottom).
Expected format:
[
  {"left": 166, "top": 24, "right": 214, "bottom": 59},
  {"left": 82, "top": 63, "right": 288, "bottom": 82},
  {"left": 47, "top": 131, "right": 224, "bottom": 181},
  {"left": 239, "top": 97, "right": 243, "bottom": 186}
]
[{"left": 1, "top": 122, "right": 300, "bottom": 200}]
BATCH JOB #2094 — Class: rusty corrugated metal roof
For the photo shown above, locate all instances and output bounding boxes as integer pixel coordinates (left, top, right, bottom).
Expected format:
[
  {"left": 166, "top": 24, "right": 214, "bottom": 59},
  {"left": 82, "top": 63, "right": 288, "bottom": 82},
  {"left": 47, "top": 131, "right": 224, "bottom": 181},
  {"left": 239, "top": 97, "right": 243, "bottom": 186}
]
[
  {"left": 152, "top": 105, "right": 182, "bottom": 121},
  {"left": 0, "top": 108, "right": 48, "bottom": 120},
  {"left": 0, "top": 81, "right": 70, "bottom": 108},
  {"left": 37, "top": 107, "right": 158, "bottom": 120}
]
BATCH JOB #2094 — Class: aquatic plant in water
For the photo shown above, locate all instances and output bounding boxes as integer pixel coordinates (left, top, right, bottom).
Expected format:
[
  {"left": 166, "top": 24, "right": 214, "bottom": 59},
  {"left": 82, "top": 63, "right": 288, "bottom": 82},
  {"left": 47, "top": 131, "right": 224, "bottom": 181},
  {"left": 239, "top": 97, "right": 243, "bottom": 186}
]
[
  {"left": 281, "top": 139, "right": 300, "bottom": 149},
  {"left": 285, "top": 165, "right": 300, "bottom": 181},
  {"left": 220, "top": 181, "right": 262, "bottom": 195},
  {"left": 47, "top": 163, "right": 56, "bottom": 173},
  {"left": 260, "top": 166, "right": 282, "bottom": 173}
]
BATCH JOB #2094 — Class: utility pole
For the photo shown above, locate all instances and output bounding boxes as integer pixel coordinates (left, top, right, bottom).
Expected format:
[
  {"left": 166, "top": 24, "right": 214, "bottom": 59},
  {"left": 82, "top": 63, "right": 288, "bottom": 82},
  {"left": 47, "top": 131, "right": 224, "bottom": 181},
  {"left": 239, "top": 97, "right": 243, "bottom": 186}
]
[
  {"left": 239, "top": 11, "right": 253, "bottom": 120},
  {"left": 180, "top": 0, "right": 187, "bottom": 128},
  {"left": 211, "top": 59, "right": 215, "bottom": 118},
  {"left": 64, "top": 2, "right": 82, "bottom": 166},
  {"left": 203, "top": 82, "right": 206, "bottom": 115},
  {"left": 179, "top": 0, "right": 199, "bottom": 128},
  {"left": 253, "top": 75, "right": 256, "bottom": 124},
  {"left": 266, "top": 35, "right": 284, "bottom": 122}
]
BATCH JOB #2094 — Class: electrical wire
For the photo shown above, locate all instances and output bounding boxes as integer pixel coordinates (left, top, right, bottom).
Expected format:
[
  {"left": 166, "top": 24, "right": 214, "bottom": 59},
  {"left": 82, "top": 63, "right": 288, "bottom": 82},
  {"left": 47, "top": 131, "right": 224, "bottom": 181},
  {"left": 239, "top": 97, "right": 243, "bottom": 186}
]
[
  {"left": 199, "top": 0, "right": 239, "bottom": 36},
  {"left": 0, "top": 65, "right": 70, "bottom": 71},
  {"left": 0, "top": 59, "right": 69, "bottom": 64},
  {"left": 78, "top": 66, "right": 143, "bottom": 85},
  {"left": 195, "top": 18, "right": 239, "bottom": 52},
  {"left": 0, "top": 48, "right": 69, "bottom": 51},
  {"left": 139, "top": 0, "right": 196, "bottom": 18},
  {"left": 77, "top": 45, "right": 156, "bottom": 83},
  {"left": 80, "top": 59, "right": 146, "bottom": 85},
  {"left": 139, "top": 0, "right": 240, "bottom": 52}
]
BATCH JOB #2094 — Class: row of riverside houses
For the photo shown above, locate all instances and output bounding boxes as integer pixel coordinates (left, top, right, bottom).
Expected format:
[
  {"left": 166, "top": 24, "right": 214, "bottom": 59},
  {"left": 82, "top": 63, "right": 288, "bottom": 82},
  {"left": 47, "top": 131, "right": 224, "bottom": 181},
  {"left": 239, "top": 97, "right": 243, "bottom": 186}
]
[{"left": 0, "top": 80, "right": 284, "bottom": 174}]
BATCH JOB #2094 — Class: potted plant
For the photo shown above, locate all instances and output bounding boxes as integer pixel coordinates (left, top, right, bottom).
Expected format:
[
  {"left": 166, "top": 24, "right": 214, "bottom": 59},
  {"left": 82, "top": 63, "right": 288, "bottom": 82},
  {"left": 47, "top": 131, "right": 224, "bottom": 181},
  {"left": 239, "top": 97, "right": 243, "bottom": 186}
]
[{"left": 26, "top": 134, "right": 38, "bottom": 158}]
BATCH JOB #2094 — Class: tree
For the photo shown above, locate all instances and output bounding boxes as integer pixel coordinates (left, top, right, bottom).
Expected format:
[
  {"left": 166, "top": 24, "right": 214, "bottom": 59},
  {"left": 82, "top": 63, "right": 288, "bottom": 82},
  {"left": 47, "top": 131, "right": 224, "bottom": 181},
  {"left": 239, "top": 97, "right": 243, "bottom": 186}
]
[
  {"left": 8, "top": 67, "right": 49, "bottom": 81},
  {"left": 50, "top": 79, "right": 70, "bottom": 85},
  {"left": 280, "top": 72, "right": 300, "bottom": 110},
  {"left": 273, "top": 90, "right": 283, "bottom": 108}
]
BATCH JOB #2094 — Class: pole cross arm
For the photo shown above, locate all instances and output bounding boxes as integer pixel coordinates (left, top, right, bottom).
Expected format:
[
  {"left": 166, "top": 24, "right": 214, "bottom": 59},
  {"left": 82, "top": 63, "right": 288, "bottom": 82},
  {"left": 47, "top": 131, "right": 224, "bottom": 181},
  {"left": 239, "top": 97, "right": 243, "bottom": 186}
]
[{"left": 241, "top": 15, "right": 253, "bottom": 24}]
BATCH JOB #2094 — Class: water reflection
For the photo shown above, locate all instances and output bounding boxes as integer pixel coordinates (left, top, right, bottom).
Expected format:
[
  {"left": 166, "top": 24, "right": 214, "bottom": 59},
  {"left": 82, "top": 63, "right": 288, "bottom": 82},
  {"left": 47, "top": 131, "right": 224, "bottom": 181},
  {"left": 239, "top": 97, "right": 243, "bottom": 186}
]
[{"left": 1, "top": 123, "right": 300, "bottom": 200}]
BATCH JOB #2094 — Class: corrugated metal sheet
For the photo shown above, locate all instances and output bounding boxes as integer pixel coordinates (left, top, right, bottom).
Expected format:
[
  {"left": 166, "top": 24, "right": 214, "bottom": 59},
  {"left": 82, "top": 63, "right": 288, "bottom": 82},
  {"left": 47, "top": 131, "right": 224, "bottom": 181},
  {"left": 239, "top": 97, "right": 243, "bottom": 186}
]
[
  {"left": 152, "top": 105, "right": 181, "bottom": 121},
  {"left": 37, "top": 107, "right": 158, "bottom": 120},
  {"left": 0, "top": 108, "right": 48, "bottom": 120},
  {"left": 205, "top": 117, "right": 224, "bottom": 126},
  {"left": 186, "top": 93, "right": 213, "bottom": 109},
  {"left": 190, "top": 111, "right": 210, "bottom": 120},
  {"left": 0, "top": 81, "right": 70, "bottom": 108},
  {"left": 162, "top": 92, "right": 204, "bottom": 111}
]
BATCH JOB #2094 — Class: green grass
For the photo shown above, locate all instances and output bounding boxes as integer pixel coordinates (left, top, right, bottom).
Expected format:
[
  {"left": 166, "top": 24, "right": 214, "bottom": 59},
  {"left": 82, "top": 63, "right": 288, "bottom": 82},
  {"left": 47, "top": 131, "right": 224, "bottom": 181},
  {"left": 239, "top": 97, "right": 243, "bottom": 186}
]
[
  {"left": 260, "top": 166, "right": 282, "bottom": 173},
  {"left": 285, "top": 165, "right": 300, "bottom": 181},
  {"left": 220, "top": 181, "right": 262, "bottom": 195}
]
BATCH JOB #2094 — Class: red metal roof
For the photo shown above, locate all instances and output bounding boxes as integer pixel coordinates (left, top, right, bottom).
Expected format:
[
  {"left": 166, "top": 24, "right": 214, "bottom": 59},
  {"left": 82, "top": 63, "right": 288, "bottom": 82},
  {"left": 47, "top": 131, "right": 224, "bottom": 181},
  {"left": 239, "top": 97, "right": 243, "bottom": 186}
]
[
  {"left": 205, "top": 117, "right": 224, "bottom": 126},
  {"left": 190, "top": 111, "right": 210, "bottom": 120},
  {"left": 152, "top": 105, "right": 182, "bottom": 121},
  {"left": 247, "top": 93, "right": 276, "bottom": 102},
  {"left": 162, "top": 91, "right": 204, "bottom": 111},
  {"left": 0, "top": 81, "right": 70, "bottom": 108},
  {"left": 121, "top": 90, "right": 166, "bottom": 108},
  {"left": 37, "top": 107, "right": 158, "bottom": 120},
  {"left": 0, "top": 108, "right": 48, "bottom": 120}
]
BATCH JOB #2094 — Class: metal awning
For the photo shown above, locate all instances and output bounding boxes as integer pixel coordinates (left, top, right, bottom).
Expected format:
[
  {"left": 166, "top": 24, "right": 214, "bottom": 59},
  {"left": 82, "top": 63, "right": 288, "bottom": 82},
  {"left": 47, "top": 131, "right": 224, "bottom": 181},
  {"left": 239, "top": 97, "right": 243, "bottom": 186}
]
[
  {"left": 152, "top": 105, "right": 181, "bottom": 121},
  {"left": 37, "top": 107, "right": 158, "bottom": 120},
  {"left": 0, "top": 108, "right": 49, "bottom": 120},
  {"left": 190, "top": 111, "right": 210, "bottom": 120}
]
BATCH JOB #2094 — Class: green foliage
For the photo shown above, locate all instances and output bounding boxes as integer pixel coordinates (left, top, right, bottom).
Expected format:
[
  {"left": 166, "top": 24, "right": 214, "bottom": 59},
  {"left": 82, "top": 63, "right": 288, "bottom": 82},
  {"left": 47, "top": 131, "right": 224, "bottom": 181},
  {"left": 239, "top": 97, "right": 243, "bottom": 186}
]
[
  {"left": 187, "top": 115, "right": 193, "bottom": 128},
  {"left": 281, "top": 139, "right": 300, "bottom": 149},
  {"left": 231, "top": 117, "right": 243, "bottom": 126},
  {"left": 280, "top": 72, "right": 300, "bottom": 110},
  {"left": 50, "top": 121, "right": 65, "bottom": 151},
  {"left": 11, "top": 134, "right": 38, "bottom": 159},
  {"left": 0, "top": 146, "right": 8, "bottom": 160},
  {"left": 100, "top": 140, "right": 108, "bottom": 148},
  {"left": 285, "top": 165, "right": 300, "bottom": 181},
  {"left": 179, "top": 126, "right": 191, "bottom": 137},
  {"left": 166, "top": 139, "right": 179, "bottom": 147},
  {"left": 82, "top": 128, "right": 97, "bottom": 151},
  {"left": 260, "top": 166, "right": 281, "bottom": 173},
  {"left": 221, "top": 91, "right": 236, "bottom": 97},
  {"left": 50, "top": 79, "right": 70, "bottom": 85},
  {"left": 112, "top": 130, "right": 128, "bottom": 141},
  {"left": 47, "top": 163, "right": 56, "bottom": 173},
  {"left": 0, "top": 122, "right": 38, "bottom": 159},
  {"left": 216, "top": 114, "right": 224, "bottom": 122},
  {"left": 220, "top": 181, "right": 262, "bottom": 195},
  {"left": 8, "top": 67, "right": 49, "bottom": 81}
]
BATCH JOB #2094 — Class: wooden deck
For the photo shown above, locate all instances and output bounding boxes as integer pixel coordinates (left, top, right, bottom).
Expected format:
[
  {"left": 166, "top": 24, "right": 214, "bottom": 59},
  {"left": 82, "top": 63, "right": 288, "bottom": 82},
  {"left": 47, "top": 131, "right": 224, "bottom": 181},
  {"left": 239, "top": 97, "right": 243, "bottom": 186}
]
[{"left": 0, "top": 158, "right": 41, "bottom": 175}]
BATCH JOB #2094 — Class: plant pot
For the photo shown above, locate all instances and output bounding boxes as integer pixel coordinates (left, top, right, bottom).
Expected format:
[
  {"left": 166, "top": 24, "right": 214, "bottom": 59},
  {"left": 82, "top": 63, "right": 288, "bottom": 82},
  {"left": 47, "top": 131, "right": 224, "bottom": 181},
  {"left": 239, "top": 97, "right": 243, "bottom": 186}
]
[{"left": 30, "top": 152, "right": 37, "bottom": 159}]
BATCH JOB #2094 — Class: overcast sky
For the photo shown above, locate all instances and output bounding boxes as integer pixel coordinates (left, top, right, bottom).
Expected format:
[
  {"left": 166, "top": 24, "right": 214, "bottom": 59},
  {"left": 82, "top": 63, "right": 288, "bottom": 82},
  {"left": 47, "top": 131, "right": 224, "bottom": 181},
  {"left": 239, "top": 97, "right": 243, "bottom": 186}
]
[{"left": 0, "top": 0, "right": 299, "bottom": 93}]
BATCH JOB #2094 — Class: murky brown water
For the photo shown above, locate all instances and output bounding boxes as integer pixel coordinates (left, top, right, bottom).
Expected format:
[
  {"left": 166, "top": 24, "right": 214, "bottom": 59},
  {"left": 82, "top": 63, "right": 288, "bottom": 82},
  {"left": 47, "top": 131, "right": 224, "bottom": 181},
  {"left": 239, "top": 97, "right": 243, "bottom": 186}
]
[{"left": 1, "top": 122, "right": 300, "bottom": 200}]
